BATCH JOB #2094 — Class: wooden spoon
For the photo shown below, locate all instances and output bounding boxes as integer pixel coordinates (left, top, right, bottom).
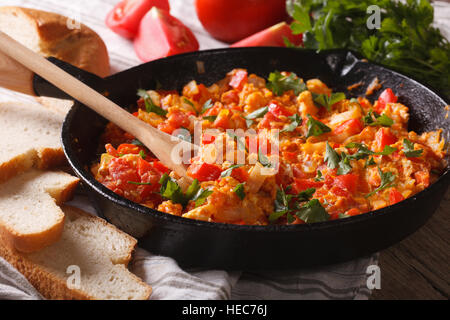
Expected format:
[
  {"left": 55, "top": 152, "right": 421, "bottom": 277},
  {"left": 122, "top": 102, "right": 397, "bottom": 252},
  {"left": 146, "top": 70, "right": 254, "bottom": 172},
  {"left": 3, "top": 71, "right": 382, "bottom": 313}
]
[{"left": 0, "top": 30, "right": 196, "bottom": 181}]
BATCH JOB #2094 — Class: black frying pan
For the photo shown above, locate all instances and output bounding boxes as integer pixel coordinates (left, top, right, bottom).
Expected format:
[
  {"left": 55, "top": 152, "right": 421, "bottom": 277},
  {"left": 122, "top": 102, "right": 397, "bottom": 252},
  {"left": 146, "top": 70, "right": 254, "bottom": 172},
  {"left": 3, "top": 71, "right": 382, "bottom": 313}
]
[{"left": 31, "top": 47, "right": 449, "bottom": 270}]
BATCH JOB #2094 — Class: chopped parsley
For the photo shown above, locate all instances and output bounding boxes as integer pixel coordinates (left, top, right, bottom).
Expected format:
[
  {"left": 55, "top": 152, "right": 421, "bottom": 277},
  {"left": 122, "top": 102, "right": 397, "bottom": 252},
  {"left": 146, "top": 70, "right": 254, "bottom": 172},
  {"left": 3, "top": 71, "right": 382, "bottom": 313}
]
[
  {"left": 137, "top": 89, "right": 167, "bottom": 117},
  {"left": 281, "top": 114, "right": 303, "bottom": 133},
  {"left": 295, "top": 199, "right": 330, "bottom": 223},
  {"left": 266, "top": 71, "right": 307, "bottom": 96},
  {"left": 234, "top": 183, "right": 246, "bottom": 200},
  {"left": 159, "top": 174, "right": 213, "bottom": 207},
  {"left": 201, "top": 99, "right": 213, "bottom": 114},
  {"left": 403, "top": 138, "right": 423, "bottom": 157},
  {"left": 306, "top": 114, "right": 331, "bottom": 138},
  {"left": 139, "top": 150, "right": 146, "bottom": 159},
  {"left": 345, "top": 142, "right": 397, "bottom": 160},
  {"left": 365, "top": 167, "right": 396, "bottom": 198},
  {"left": 127, "top": 181, "right": 152, "bottom": 186},
  {"left": 363, "top": 111, "right": 394, "bottom": 127},
  {"left": 203, "top": 115, "right": 217, "bottom": 122},
  {"left": 312, "top": 92, "right": 346, "bottom": 111},
  {"left": 245, "top": 106, "right": 269, "bottom": 120},
  {"left": 314, "top": 170, "right": 324, "bottom": 182}
]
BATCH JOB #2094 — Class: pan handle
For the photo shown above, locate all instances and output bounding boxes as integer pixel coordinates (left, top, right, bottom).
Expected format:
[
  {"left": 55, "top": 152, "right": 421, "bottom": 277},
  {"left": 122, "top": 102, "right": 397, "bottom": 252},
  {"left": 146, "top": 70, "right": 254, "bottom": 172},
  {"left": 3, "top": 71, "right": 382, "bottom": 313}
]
[{"left": 0, "top": 50, "right": 105, "bottom": 98}]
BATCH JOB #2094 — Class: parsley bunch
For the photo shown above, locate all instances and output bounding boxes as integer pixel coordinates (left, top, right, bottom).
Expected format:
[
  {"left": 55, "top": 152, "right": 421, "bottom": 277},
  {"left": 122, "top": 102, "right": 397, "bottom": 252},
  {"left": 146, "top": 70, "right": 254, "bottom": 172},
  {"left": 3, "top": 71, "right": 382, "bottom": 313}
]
[{"left": 286, "top": 0, "right": 450, "bottom": 98}]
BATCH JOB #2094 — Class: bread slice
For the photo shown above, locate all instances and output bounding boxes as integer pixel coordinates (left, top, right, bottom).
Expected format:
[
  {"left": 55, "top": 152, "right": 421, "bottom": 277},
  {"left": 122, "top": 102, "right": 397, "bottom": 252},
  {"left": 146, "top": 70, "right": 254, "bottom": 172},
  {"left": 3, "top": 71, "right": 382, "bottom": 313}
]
[
  {"left": 0, "top": 6, "right": 110, "bottom": 78},
  {"left": 0, "top": 206, "right": 152, "bottom": 300},
  {"left": 0, "top": 101, "right": 68, "bottom": 183},
  {"left": 0, "top": 170, "right": 79, "bottom": 253}
]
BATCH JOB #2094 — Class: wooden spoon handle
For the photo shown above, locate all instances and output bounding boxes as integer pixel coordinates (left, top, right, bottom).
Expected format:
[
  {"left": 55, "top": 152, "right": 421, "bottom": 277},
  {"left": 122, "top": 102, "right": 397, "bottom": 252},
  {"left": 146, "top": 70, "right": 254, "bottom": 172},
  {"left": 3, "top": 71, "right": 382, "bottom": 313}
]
[
  {"left": 0, "top": 30, "right": 193, "bottom": 179},
  {"left": 0, "top": 49, "right": 35, "bottom": 95}
]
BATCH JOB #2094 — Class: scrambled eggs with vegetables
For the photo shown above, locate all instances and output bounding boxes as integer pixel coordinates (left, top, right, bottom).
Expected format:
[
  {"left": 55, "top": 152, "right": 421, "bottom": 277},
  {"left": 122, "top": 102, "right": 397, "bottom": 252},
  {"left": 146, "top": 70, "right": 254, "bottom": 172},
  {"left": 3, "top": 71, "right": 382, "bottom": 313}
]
[{"left": 92, "top": 69, "right": 446, "bottom": 225}]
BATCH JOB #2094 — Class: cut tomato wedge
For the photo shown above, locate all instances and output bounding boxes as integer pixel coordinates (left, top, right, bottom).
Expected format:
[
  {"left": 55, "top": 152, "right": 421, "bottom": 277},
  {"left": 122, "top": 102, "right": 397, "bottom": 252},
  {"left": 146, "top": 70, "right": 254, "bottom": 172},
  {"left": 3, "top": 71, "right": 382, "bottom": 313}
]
[
  {"left": 334, "top": 174, "right": 359, "bottom": 194},
  {"left": 375, "top": 88, "right": 398, "bottom": 113},
  {"left": 230, "top": 22, "right": 303, "bottom": 48},
  {"left": 187, "top": 163, "right": 222, "bottom": 182},
  {"left": 389, "top": 188, "right": 405, "bottom": 205},
  {"left": 106, "top": 0, "right": 170, "bottom": 39},
  {"left": 134, "top": 7, "right": 199, "bottom": 62},
  {"left": 375, "top": 127, "right": 397, "bottom": 151}
]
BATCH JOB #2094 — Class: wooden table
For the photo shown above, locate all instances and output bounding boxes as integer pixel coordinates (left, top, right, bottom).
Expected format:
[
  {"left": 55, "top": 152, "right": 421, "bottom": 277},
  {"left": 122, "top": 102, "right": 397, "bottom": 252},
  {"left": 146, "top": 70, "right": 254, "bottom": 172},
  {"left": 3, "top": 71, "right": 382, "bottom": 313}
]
[{"left": 371, "top": 189, "right": 450, "bottom": 300}]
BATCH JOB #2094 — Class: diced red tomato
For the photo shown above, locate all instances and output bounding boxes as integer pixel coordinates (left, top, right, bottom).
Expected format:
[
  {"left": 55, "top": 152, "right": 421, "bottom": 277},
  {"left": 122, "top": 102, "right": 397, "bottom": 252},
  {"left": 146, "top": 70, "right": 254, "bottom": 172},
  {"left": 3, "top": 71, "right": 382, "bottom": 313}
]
[
  {"left": 375, "top": 128, "right": 397, "bottom": 151},
  {"left": 330, "top": 186, "right": 349, "bottom": 197},
  {"left": 231, "top": 22, "right": 303, "bottom": 48},
  {"left": 203, "top": 103, "right": 221, "bottom": 117},
  {"left": 133, "top": 7, "right": 199, "bottom": 62},
  {"left": 268, "top": 101, "right": 293, "bottom": 117},
  {"left": 333, "top": 119, "right": 364, "bottom": 136},
  {"left": 231, "top": 167, "right": 249, "bottom": 183},
  {"left": 292, "top": 178, "right": 323, "bottom": 193},
  {"left": 213, "top": 110, "right": 232, "bottom": 129},
  {"left": 221, "top": 90, "right": 240, "bottom": 104},
  {"left": 229, "top": 70, "right": 248, "bottom": 90},
  {"left": 334, "top": 174, "right": 359, "bottom": 194},
  {"left": 117, "top": 143, "right": 142, "bottom": 155},
  {"left": 414, "top": 171, "right": 430, "bottom": 187},
  {"left": 167, "top": 110, "right": 191, "bottom": 129},
  {"left": 389, "top": 188, "right": 405, "bottom": 205},
  {"left": 187, "top": 163, "right": 222, "bottom": 181},
  {"left": 157, "top": 121, "right": 177, "bottom": 134},
  {"left": 105, "top": 0, "right": 170, "bottom": 39},
  {"left": 345, "top": 208, "right": 361, "bottom": 216},
  {"left": 152, "top": 161, "right": 170, "bottom": 174},
  {"left": 108, "top": 157, "right": 141, "bottom": 190},
  {"left": 202, "top": 133, "right": 216, "bottom": 145},
  {"left": 105, "top": 144, "right": 119, "bottom": 157},
  {"left": 259, "top": 111, "right": 280, "bottom": 129},
  {"left": 375, "top": 88, "right": 398, "bottom": 113}
]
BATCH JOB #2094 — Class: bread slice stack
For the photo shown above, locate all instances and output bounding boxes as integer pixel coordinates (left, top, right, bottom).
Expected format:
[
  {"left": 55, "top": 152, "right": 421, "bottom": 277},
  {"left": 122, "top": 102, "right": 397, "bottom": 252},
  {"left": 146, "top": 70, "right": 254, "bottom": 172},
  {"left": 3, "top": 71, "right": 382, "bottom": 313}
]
[{"left": 0, "top": 101, "right": 151, "bottom": 299}]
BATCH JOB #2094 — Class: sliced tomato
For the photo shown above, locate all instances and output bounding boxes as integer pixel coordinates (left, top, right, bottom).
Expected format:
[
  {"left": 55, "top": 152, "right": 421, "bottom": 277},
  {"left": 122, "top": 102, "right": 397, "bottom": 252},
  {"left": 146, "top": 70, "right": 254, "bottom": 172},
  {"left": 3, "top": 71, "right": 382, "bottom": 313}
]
[
  {"left": 105, "top": 0, "right": 170, "bottom": 39},
  {"left": 334, "top": 174, "right": 359, "bottom": 194},
  {"left": 108, "top": 157, "right": 141, "bottom": 191},
  {"left": 231, "top": 167, "right": 249, "bottom": 183},
  {"left": 292, "top": 178, "right": 323, "bottom": 193},
  {"left": 134, "top": 7, "right": 199, "bottom": 62},
  {"left": 375, "top": 88, "right": 398, "bottom": 113},
  {"left": 268, "top": 101, "right": 293, "bottom": 117},
  {"left": 105, "top": 143, "right": 119, "bottom": 157},
  {"left": 375, "top": 127, "right": 397, "bottom": 151},
  {"left": 333, "top": 118, "right": 364, "bottom": 136},
  {"left": 229, "top": 69, "right": 248, "bottom": 90},
  {"left": 389, "top": 188, "right": 405, "bottom": 205},
  {"left": 195, "top": 0, "right": 287, "bottom": 43},
  {"left": 231, "top": 22, "right": 303, "bottom": 48},
  {"left": 187, "top": 163, "right": 222, "bottom": 182}
]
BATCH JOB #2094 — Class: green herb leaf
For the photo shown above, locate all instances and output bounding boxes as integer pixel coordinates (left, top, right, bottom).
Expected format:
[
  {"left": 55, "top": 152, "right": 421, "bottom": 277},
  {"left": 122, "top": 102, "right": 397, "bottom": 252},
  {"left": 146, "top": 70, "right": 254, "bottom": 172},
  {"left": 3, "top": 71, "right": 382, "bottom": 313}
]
[
  {"left": 203, "top": 115, "right": 217, "bottom": 122},
  {"left": 364, "top": 157, "right": 376, "bottom": 168},
  {"left": 139, "top": 150, "right": 146, "bottom": 159},
  {"left": 159, "top": 174, "right": 213, "bottom": 207},
  {"left": 201, "top": 99, "right": 213, "bottom": 114},
  {"left": 220, "top": 164, "right": 244, "bottom": 178},
  {"left": 306, "top": 114, "right": 331, "bottom": 138},
  {"left": 314, "top": 170, "right": 324, "bottom": 182},
  {"left": 365, "top": 167, "right": 396, "bottom": 198},
  {"left": 313, "top": 92, "right": 346, "bottom": 111},
  {"left": 337, "top": 152, "right": 352, "bottom": 175},
  {"left": 127, "top": 181, "right": 152, "bottom": 186},
  {"left": 295, "top": 199, "right": 329, "bottom": 223},
  {"left": 258, "top": 148, "right": 271, "bottom": 167},
  {"left": 137, "top": 89, "right": 168, "bottom": 117},
  {"left": 403, "top": 138, "right": 423, "bottom": 157},
  {"left": 297, "top": 188, "right": 316, "bottom": 202},
  {"left": 325, "top": 142, "right": 340, "bottom": 169},
  {"left": 191, "top": 188, "right": 213, "bottom": 207},
  {"left": 364, "top": 111, "right": 394, "bottom": 127},
  {"left": 234, "top": 183, "right": 246, "bottom": 200},
  {"left": 183, "top": 98, "right": 195, "bottom": 107},
  {"left": 244, "top": 106, "right": 268, "bottom": 120},
  {"left": 281, "top": 114, "right": 303, "bottom": 133},
  {"left": 266, "top": 71, "right": 307, "bottom": 96}
]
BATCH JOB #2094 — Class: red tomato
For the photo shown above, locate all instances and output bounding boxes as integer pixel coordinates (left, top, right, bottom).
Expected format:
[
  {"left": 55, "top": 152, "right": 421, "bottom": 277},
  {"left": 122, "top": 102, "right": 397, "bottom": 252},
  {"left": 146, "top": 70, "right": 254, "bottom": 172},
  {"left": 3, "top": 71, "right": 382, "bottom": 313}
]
[
  {"left": 105, "top": 144, "right": 119, "bottom": 157},
  {"left": 134, "top": 7, "right": 199, "bottom": 62},
  {"left": 229, "top": 70, "right": 248, "bottom": 90},
  {"left": 136, "top": 158, "right": 161, "bottom": 192},
  {"left": 334, "top": 174, "right": 359, "bottom": 194},
  {"left": 414, "top": 171, "right": 430, "bottom": 187},
  {"left": 231, "top": 167, "right": 249, "bottom": 183},
  {"left": 259, "top": 111, "right": 280, "bottom": 129},
  {"left": 389, "top": 188, "right": 405, "bottom": 205},
  {"left": 187, "top": 163, "right": 222, "bottom": 182},
  {"left": 152, "top": 161, "right": 170, "bottom": 174},
  {"left": 268, "top": 101, "right": 293, "bottom": 117},
  {"left": 292, "top": 178, "right": 323, "bottom": 193},
  {"left": 333, "top": 119, "right": 364, "bottom": 136},
  {"left": 117, "top": 143, "right": 142, "bottom": 155},
  {"left": 375, "top": 128, "right": 397, "bottom": 151},
  {"left": 195, "top": 0, "right": 287, "bottom": 43},
  {"left": 213, "top": 111, "right": 232, "bottom": 129},
  {"left": 375, "top": 88, "right": 398, "bottom": 113},
  {"left": 105, "top": 0, "right": 170, "bottom": 39},
  {"left": 231, "top": 22, "right": 303, "bottom": 48},
  {"left": 167, "top": 110, "right": 190, "bottom": 129},
  {"left": 157, "top": 121, "right": 177, "bottom": 134},
  {"left": 345, "top": 208, "right": 362, "bottom": 216},
  {"left": 108, "top": 157, "right": 141, "bottom": 190}
]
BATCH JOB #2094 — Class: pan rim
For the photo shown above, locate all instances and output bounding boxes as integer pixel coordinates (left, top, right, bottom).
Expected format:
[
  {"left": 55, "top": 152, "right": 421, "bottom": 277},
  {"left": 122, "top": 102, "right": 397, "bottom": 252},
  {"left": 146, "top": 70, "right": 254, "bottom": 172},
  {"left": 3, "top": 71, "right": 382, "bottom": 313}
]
[{"left": 61, "top": 47, "right": 450, "bottom": 233}]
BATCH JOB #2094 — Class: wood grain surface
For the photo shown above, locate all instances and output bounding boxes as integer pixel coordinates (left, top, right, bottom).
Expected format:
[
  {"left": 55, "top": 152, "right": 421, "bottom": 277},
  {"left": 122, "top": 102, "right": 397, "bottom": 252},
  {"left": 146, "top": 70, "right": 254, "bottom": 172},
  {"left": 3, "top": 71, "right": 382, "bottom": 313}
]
[{"left": 371, "top": 189, "right": 450, "bottom": 300}]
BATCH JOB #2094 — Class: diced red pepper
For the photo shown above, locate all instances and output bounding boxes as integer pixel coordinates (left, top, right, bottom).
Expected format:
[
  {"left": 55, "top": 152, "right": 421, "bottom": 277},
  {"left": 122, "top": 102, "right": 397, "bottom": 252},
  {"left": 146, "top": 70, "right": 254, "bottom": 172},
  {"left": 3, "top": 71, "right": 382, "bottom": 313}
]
[
  {"left": 333, "top": 118, "right": 364, "bottom": 136},
  {"left": 375, "top": 127, "right": 397, "bottom": 151},
  {"left": 334, "top": 174, "right": 359, "bottom": 194},
  {"left": 389, "top": 188, "right": 404, "bottom": 205},
  {"left": 187, "top": 163, "right": 222, "bottom": 182},
  {"left": 376, "top": 88, "right": 398, "bottom": 113}
]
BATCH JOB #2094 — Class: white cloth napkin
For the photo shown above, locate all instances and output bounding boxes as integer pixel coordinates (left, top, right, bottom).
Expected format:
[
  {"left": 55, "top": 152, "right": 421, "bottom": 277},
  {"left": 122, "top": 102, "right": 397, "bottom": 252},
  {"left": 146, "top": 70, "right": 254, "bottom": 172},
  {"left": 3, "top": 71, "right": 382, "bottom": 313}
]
[{"left": 0, "top": 0, "right": 448, "bottom": 300}]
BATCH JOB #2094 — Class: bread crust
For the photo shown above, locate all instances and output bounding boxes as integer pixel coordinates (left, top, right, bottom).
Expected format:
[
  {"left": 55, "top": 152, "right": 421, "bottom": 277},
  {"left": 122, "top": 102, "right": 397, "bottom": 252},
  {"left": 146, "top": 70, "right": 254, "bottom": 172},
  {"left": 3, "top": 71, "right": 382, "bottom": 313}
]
[
  {"left": 0, "top": 206, "right": 152, "bottom": 300},
  {"left": 0, "top": 6, "right": 110, "bottom": 77}
]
